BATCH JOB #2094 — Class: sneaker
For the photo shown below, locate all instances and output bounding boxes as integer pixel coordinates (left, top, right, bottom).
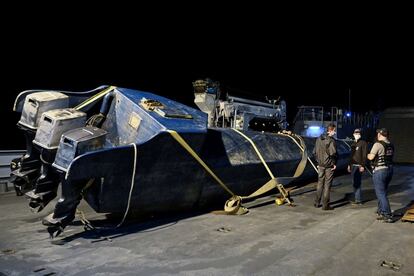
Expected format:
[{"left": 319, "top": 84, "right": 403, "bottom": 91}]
[
  {"left": 383, "top": 217, "right": 395, "bottom": 223},
  {"left": 322, "top": 206, "right": 334, "bottom": 211},
  {"left": 376, "top": 215, "right": 386, "bottom": 220},
  {"left": 376, "top": 214, "right": 394, "bottom": 222},
  {"left": 42, "top": 213, "right": 59, "bottom": 226},
  {"left": 314, "top": 203, "right": 321, "bottom": 208},
  {"left": 350, "top": 201, "right": 363, "bottom": 206}
]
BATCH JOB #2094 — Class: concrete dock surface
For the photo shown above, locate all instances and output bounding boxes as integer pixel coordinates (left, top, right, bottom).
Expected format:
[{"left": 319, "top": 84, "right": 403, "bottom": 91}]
[{"left": 1, "top": 165, "right": 413, "bottom": 275}]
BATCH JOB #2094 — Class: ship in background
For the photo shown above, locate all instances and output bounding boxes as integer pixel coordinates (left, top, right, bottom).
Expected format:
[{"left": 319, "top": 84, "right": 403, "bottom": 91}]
[{"left": 292, "top": 106, "right": 379, "bottom": 140}]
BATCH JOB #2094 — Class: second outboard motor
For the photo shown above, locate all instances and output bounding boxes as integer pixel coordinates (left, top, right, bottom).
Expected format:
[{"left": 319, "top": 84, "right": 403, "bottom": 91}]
[{"left": 27, "top": 108, "right": 86, "bottom": 212}]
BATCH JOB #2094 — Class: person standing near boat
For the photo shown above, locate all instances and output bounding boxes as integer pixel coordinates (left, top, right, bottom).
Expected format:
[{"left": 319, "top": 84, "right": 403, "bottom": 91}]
[
  {"left": 348, "top": 128, "right": 368, "bottom": 205},
  {"left": 313, "top": 123, "right": 337, "bottom": 210},
  {"left": 367, "top": 128, "right": 395, "bottom": 223}
]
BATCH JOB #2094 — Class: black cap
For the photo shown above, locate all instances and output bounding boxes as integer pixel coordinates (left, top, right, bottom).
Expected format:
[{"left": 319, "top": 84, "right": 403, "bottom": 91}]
[
  {"left": 353, "top": 128, "right": 361, "bottom": 133},
  {"left": 377, "top": 128, "right": 389, "bottom": 137}
]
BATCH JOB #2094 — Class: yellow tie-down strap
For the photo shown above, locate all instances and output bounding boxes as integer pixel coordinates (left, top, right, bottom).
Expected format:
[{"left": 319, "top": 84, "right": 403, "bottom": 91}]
[
  {"left": 74, "top": 86, "right": 117, "bottom": 110},
  {"left": 231, "top": 129, "right": 308, "bottom": 205},
  {"left": 167, "top": 130, "right": 235, "bottom": 197},
  {"left": 167, "top": 129, "right": 308, "bottom": 215},
  {"left": 167, "top": 130, "right": 247, "bottom": 215}
]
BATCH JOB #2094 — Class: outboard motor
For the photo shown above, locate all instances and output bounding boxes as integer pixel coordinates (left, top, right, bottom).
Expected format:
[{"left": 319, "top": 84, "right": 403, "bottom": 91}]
[
  {"left": 27, "top": 108, "right": 86, "bottom": 212},
  {"left": 42, "top": 94, "right": 112, "bottom": 235},
  {"left": 44, "top": 126, "right": 107, "bottom": 235},
  {"left": 11, "top": 92, "right": 69, "bottom": 195}
]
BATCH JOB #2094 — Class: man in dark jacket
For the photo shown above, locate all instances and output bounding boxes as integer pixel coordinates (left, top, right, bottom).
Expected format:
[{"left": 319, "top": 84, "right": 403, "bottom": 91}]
[
  {"left": 347, "top": 128, "right": 368, "bottom": 205},
  {"left": 313, "top": 123, "right": 337, "bottom": 210}
]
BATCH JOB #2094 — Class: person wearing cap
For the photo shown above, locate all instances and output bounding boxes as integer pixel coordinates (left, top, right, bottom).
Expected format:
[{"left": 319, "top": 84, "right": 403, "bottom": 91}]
[
  {"left": 313, "top": 123, "right": 337, "bottom": 210},
  {"left": 367, "top": 128, "right": 395, "bottom": 223},
  {"left": 347, "top": 128, "right": 368, "bottom": 205}
]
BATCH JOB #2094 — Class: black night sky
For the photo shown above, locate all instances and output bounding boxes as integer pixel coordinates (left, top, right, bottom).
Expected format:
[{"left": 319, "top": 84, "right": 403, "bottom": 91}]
[{"left": 1, "top": 13, "right": 413, "bottom": 149}]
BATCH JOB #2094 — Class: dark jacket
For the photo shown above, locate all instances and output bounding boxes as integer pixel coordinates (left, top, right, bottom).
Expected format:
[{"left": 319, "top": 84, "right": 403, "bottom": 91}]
[
  {"left": 313, "top": 134, "right": 337, "bottom": 168},
  {"left": 349, "top": 139, "right": 368, "bottom": 166}
]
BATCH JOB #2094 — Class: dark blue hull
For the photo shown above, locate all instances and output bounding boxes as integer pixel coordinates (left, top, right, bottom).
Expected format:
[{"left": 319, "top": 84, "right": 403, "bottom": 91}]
[{"left": 75, "top": 129, "right": 350, "bottom": 214}]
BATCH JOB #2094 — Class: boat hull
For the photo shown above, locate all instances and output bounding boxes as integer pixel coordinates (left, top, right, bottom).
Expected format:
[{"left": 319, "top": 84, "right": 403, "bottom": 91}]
[{"left": 62, "top": 128, "right": 351, "bottom": 215}]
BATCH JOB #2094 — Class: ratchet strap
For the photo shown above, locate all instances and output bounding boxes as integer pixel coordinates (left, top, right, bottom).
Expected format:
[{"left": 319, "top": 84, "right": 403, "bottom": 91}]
[{"left": 167, "top": 129, "right": 309, "bottom": 215}]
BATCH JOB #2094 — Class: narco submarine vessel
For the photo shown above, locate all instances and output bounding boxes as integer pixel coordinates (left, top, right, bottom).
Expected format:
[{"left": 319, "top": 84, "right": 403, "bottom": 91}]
[{"left": 9, "top": 79, "right": 351, "bottom": 236}]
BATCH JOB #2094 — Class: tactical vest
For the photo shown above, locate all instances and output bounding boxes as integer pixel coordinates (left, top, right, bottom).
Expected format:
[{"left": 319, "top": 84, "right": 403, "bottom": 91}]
[{"left": 372, "top": 141, "right": 394, "bottom": 167}]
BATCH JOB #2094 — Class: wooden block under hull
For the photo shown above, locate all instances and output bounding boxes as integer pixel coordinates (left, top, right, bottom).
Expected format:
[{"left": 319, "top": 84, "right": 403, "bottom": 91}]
[{"left": 401, "top": 204, "right": 414, "bottom": 222}]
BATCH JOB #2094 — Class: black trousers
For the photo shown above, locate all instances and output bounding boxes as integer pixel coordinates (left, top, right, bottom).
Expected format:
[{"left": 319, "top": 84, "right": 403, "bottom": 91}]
[{"left": 315, "top": 166, "right": 334, "bottom": 208}]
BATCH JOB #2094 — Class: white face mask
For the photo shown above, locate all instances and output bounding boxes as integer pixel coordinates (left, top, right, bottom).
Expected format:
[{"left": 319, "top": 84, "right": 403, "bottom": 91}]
[
  {"left": 353, "top": 134, "right": 361, "bottom": 140},
  {"left": 328, "top": 130, "right": 336, "bottom": 137}
]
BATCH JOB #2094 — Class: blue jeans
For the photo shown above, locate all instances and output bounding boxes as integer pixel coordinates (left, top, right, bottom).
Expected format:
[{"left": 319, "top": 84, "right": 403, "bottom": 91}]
[
  {"left": 351, "top": 165, "right": 362, "bottom": 202},
  {"left": 373, "top": 167, "right": 393, "bottom": 217}
]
